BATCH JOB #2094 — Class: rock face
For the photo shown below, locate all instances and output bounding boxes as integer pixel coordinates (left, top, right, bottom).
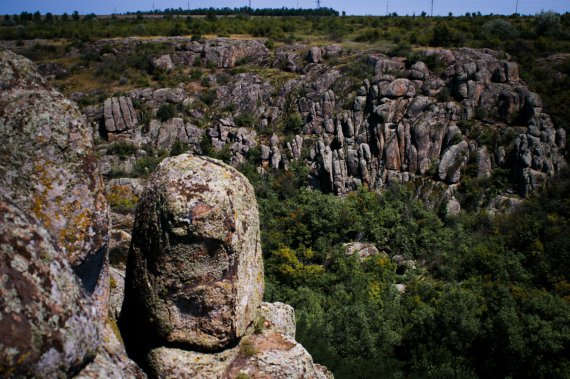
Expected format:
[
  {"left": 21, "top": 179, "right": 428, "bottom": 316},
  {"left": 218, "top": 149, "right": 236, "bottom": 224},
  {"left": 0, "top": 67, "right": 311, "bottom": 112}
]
[
  {"left": 0, "top": 51, "right": 110, "bottom": 309},
  {"left": 121, "top": 154, "right": 264, "bottom": 350},
  {"left": 104, "top": 96, "right": 138, "bottom": 135},
  {"left": 0, "top": 195, "right": 100, "bottom": 378}
]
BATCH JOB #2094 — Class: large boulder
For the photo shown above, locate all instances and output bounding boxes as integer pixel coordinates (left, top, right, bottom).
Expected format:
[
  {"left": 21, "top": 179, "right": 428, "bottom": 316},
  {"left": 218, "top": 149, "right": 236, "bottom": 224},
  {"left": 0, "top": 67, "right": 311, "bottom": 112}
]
[
  {"left": 121, "top": 155, "right": 264, "bottom": 351},
  {"left": 0, "top": 195, "right": 100, "bottom": 377},
  {"left": 147, "top": 331, "right": 330, "bottom": 379},
  {"left": 151, "top": 54, "right": 174, "bottom": 71},
  {"left": 0, "top": 51, "right": 110, "bottom": 311},
  {"left": 146, "top": 302, "right": 329, "bottom": 379},
  {"left": 438, "top": 141, "right": 469, "bottom": 184}
]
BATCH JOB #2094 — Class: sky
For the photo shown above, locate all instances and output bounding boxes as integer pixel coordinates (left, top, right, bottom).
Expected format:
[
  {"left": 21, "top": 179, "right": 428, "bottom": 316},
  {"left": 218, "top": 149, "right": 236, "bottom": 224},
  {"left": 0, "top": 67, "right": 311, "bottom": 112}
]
[{"left": 0, "top": 0, "right": 568, "bottom": 16}]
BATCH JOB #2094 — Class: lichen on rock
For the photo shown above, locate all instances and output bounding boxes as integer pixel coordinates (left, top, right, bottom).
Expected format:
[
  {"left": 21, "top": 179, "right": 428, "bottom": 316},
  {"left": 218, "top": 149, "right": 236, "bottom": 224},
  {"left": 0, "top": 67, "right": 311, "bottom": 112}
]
[
  {"left": 0, "top": 194, "right": 100, "bottom": 378},
  {"left": 121, "top": 154, "right": 264, "bottom": 351}
]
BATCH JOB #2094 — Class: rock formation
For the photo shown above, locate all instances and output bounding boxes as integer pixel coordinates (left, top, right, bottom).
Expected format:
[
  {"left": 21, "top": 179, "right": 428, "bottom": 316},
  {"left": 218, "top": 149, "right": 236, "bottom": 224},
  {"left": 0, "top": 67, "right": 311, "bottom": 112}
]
[
  {"left": 120, "top": 154, "right": 331, "bottom": 378},
  {"left": 0, "top": 51, "right": 144, "bottom": 378},
  {"left": 0, "top": 195, "right": 100, "bottom": 378},
  {"left": 104, "top": 96, "right": 138, "bottom": 136},
  {"left": 0, "top": 50, "right": 111, "bottom": 314},
  {"left": 122, "top": 154, "right": 264, "bottom": 350}
]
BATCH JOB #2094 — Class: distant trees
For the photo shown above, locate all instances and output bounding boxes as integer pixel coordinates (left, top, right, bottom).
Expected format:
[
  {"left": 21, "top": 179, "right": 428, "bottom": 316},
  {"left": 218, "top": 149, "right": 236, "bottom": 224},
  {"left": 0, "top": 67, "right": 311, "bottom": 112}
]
[
  {"left": 482, "top": 19, "right": 520, "bottom": 39},
  {"left": 535, "top": 10, "right": 561, "bottom": 35}
]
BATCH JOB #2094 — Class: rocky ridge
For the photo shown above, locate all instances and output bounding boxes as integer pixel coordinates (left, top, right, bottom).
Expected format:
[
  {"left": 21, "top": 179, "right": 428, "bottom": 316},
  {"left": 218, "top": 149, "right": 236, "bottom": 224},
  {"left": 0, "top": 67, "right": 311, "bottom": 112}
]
[{"left": 81, "top": 40, "right": 566, "bottom": 214}]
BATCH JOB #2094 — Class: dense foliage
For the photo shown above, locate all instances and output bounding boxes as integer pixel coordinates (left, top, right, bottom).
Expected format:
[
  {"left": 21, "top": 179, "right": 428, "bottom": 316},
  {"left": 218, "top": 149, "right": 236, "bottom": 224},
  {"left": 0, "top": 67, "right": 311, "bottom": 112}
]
[{"left": 238, "top": 162, "right": 570, "bottom": 379}]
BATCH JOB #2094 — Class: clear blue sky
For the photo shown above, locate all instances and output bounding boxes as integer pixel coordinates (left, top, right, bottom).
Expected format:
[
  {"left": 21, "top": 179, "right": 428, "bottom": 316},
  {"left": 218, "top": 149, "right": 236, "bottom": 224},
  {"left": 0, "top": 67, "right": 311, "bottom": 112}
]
[{"left": 0, "top": 0, "right": 568, "bottom": 16}]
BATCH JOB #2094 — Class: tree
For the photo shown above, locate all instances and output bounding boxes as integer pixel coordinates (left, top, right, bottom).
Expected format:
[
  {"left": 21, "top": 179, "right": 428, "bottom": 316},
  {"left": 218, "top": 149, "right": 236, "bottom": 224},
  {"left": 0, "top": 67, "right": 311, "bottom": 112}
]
[
  {"left": 535, "top": 10, "right": 561, "bottom": 35},
  {"left": 72, "top": 11, "right": 80, "bottom": 21}
]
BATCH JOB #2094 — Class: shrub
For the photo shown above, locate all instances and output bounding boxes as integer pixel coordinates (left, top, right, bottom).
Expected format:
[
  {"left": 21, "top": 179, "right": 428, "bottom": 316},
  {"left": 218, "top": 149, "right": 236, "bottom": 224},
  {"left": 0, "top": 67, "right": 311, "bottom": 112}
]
[
  {"left": 535, "top": 10, "right": 561, "bottom": 35},
  {"left": 156, "top": 103, "right": 177, "bottom": 121},
  {"left": 107, "top": 141, "right": 138, "bottom": 159},
  {"left": 482, "top": 19, "right": 520, "bottom": 40},
  {"left": 189, "top": 68, "right": 203, "bottom": 80},
  {"left": 355, "top": 28, "right": 381, "bottom": 42},
  {"left": 132, "top": 155, "right": 166, "bottom": 178},
  {"left": 285, "top": 113, "right": 304, "bottom": 134},
  {"left": 234, "top": 113, "right": 255, "bottom": 128},
  {"left": 170, "top": 141, "right": 189, "bottom": 156},
  {"left": 199, "top": 89, "right": 217, "bottom": 106},
  {"left": 239, "top": 340, "right": 258, "bottom": 358},
  {"left": 107, "top": 185, "right": 139, "bottom": 213},
  {"left": 264, "top": 39, "right": 275, "bottom": 49}
]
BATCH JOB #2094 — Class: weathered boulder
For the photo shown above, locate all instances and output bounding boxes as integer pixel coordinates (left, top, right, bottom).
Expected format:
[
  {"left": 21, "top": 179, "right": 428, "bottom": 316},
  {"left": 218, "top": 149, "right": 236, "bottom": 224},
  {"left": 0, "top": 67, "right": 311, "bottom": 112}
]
[
  {"left": 151, "top": 54, "right": 174, "bottom": 71},
  {"left": 147, "top": 330, "right": 330, "bottom": 379},
  {"left": 343, "top": 242, "right": 383, "bottom": 261},
  {"left": 0, "top": 195, "right": 100, "bottom": 378},
  {"left": 0, "top": 50, "right": 110, "bottom": 309},
  {"left": 380, "top": 78, "right": 416, "bottom": 98},
  {"left": 307, "top": 46, "right": 323, "bottom": 63},
  {"left": 121, "top": 155, "right": 264, "bottom": 350},
  {"left": 477, "top": 146, "right": 492, "bottom": 178},
  {"left": 438, "top": 141, "right": 469, "bottom": 184},
  {"left": 104, "top": 96, "right": 138, "bottom": 134}
]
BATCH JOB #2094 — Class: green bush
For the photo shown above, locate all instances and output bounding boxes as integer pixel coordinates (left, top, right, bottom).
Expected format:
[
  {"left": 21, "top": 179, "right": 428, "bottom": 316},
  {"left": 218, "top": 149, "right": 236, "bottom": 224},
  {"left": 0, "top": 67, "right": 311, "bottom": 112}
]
[
  {"left": 285, "top": 113, "right": 304, "bottom": 134},
  {"left": 199, "top": 89, "right": 217, "bottom": 106},
  {"left": 156, "top": 103, "right": 177, "bottom": 121},
  {"left": 107, "top": 140, "right": 138, "bottom": 159},
  {"left": 234, "top": 113, "right": 255, "bottom": 128}
]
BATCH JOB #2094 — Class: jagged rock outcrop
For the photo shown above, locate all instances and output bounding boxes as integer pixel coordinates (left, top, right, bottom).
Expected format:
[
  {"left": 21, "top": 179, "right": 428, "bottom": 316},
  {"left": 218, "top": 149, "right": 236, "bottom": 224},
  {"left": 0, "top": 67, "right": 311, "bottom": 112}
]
[
  {"left": 0, "top": 50, "right": 111, "bottom": 313},
  {"left": 104, "top": 96, "right": 138, "bottom": 136},
  {"left": 0, "top": 195, "right": 100, "bottom": 378},
  {"left": 214, "top": 73, "right": 274, "bottom": 117},
  {"left": 172, "top": 38, "right": 269, "bottom": 68},
  {"left": 148, "top": 118, "right": 204, "bottom": 151},
  {"left": 121, "top": 155, "right": 264, "bottom": 351},
  {"left": 278, "top": 47, "right": 566, "bottom": 198}
]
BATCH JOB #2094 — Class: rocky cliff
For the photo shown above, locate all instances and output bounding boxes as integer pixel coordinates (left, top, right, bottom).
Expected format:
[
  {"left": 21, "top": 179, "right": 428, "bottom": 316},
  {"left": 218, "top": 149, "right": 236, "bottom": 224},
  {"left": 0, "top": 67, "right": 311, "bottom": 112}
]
[{"left": 79, "top": 38, "right": 565, "bottom": 214}]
